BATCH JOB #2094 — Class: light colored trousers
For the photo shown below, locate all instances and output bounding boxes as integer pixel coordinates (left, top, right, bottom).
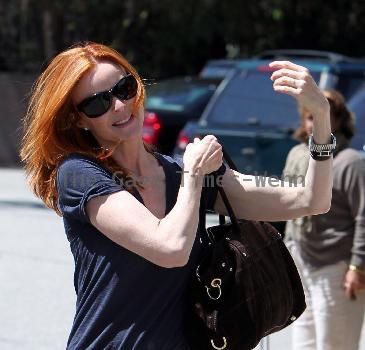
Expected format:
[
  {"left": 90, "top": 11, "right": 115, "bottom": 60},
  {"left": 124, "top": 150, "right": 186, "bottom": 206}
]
[{"left": 289, "top": 244, "right": 365, "bottom": 350}]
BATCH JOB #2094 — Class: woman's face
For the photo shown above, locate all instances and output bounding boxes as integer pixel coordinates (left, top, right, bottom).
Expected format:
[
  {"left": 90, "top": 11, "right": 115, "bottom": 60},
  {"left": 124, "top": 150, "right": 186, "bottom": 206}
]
[{"left": 72, "top": 61, "right": 144, "bottom": 148}]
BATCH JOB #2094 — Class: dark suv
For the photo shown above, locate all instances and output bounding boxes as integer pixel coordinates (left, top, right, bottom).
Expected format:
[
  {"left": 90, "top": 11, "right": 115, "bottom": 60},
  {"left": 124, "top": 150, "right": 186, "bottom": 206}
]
[{"left": 175, "top": 50, "right": 365, "bottom": 177}]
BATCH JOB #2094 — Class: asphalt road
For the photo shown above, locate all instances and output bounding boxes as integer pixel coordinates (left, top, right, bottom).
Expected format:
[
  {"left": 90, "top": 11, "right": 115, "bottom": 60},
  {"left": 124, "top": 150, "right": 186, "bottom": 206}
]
[{"left": 0, "top": 168, "right": 364, "bottom": 350}]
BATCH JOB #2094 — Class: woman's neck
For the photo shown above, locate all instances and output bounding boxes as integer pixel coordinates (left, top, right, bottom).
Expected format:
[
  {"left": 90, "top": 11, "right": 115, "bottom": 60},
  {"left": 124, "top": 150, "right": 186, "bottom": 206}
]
[{"left": 111, "top": 140, "right": 156, "bottom": 177}]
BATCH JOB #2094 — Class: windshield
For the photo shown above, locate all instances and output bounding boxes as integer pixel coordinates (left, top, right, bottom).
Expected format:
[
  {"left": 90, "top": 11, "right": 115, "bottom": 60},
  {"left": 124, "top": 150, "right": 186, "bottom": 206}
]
[
  {"left": 336, "top": 74, "right": 365, "bottom": 100},
  {"left": 206, "top": 70, "right": 320, "bottom": 129},
  {"left": 146, "top": 80, "right": 218, "bottom": 112}
]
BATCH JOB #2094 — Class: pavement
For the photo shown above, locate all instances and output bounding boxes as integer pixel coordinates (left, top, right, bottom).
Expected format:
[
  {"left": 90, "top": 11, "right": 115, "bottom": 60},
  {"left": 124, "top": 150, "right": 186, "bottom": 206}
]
[{"left": 0, "top": 168, "right": 364, "bottom": 350}]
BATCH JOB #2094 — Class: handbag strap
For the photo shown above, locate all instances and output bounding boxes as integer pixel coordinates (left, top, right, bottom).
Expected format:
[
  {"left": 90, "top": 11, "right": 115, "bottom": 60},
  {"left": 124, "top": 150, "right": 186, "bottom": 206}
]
[
  {"left": 199, "top": 146, "right": 242, "bottom": 235},
  {"left": 218, "top": 147, "right": 238, "bottom": 226}
]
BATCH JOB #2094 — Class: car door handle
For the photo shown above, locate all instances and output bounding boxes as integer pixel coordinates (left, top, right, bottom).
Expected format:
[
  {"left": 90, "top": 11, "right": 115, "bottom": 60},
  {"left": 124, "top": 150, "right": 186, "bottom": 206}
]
[{"left": 240, "top": 147, "right": 256, "bottom": 156}]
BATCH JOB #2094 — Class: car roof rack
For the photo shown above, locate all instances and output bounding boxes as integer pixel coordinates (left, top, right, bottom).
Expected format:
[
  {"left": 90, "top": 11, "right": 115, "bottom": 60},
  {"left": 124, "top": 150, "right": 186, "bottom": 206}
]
[{"left": 255, "top": 50, "right": 365, "bottom": 64}]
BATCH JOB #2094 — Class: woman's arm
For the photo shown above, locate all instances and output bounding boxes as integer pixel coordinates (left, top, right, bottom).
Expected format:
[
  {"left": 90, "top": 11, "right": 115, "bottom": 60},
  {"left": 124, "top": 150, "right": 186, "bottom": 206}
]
[
  {"left": 86, "top": 135, "right": 222, "bottom": 268},
  {"left": 214, "top": 61, "right": 333, "bottom": 221},
  {"left": 86, "top": 171, "right": 203, "bottom": 268},
  {"left": 342, "top": 158, "right": 365, "bottom": 298}
]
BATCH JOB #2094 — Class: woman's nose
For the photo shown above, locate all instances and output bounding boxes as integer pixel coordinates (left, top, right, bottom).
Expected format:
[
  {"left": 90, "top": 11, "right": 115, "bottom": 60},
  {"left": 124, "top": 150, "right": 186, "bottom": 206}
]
[{"left": 113, "top": 97, "right": 127, "bottom": 112}]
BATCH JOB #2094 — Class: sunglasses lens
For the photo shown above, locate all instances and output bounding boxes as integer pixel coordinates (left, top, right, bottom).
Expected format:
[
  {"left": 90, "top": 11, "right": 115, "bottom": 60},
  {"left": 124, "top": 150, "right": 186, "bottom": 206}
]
[
  {"left": 80, "top": 92, "right": 111, "bottom": 118},
  {"left": 114, "top": 75, "right": 138, "bottom": 100},
  {"left": 77, "top": 74, "right": 138, "bottom": 118}
]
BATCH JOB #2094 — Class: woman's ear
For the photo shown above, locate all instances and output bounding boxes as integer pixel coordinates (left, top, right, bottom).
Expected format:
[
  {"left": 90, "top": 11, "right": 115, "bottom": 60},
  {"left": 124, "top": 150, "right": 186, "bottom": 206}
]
[
  {"left": 76, "top": 120, "right": 88, "bottom": 129},
  {"left": 72, "top": 113, "right": 88, "bottom": 130}
]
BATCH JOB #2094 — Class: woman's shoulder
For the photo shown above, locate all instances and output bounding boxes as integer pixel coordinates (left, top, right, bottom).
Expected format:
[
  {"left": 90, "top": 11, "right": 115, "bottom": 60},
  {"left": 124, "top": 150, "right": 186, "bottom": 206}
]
[
  {"left": 335, "top": 148, "right": 365, "bottom": 172},
  {"left": 289, "top": 142, "right": 308, "bottom": 154},
  {"left": 58, "top": 152, "right": 101, "bottom": 168},
  {"left": 57, "top": 152, "right": 111, "bottom": 176},
  {"left": 339, "top": 148, "right": 364, "bottom": 161},
  {"left": 57, "top": 152, "right": 114, "bottom": 187},
  {"left": 285, "top": 143, "right": 308, "bottom": 163}
]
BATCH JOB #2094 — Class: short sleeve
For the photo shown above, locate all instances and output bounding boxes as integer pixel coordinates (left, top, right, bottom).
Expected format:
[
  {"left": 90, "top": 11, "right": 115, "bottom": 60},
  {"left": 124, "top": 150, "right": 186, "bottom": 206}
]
[
  {"left": 57, "top": 154, "right": 124, "bottom": 223},
  {"left": 204, "top": 163, "right": 227, "bottom": 212}
]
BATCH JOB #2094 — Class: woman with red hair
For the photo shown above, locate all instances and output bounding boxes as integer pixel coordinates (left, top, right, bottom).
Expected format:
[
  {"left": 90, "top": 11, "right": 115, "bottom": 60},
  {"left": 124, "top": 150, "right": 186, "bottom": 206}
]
[{"left": 20, "top": 42, "right": 334, "bottom": 349}]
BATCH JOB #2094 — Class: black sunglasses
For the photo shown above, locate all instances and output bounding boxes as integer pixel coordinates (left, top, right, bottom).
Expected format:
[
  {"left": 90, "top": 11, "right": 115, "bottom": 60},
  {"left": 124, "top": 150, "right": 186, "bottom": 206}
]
[{"left": 77, "top": 74, "right": 138, "bottom": 118}]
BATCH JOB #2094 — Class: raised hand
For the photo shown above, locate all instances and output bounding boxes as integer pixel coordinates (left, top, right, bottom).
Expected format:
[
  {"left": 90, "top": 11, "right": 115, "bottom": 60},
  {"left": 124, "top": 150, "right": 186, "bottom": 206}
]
[{"left": 270, "top": 61, "right": 330, "bottom": 118}]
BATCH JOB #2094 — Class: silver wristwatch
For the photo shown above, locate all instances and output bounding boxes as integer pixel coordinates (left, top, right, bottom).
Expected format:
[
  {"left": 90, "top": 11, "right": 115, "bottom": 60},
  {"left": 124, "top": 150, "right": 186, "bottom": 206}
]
[{"left": 308, "top": 133, "right": 336, "bottom": 160}]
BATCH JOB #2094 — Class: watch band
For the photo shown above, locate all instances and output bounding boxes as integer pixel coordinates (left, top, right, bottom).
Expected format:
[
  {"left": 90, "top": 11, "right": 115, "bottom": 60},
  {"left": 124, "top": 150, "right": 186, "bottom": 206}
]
[
  {"left": 310, "top": 151, "right": 332, "bottom": 161},
  {"left": 308, "top": 133, "right": 336, "bottom": 161},
  {"left": 349, "top": 264, "right": 365, "bottom": 276}
]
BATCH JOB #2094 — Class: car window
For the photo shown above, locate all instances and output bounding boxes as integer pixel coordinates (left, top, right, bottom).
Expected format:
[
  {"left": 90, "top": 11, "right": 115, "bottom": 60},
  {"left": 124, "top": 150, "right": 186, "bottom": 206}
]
[
  {"left": 206, "top": 70, "right": 320, "bottom": 129},
  {"left": 200, "top": 66, "right": 236, "bottom": 78},
  {"left": 146, "top": 80, "right": 217, "bottom": 112},
  {"left": 335, "top": 74, "right": 365, "bottom": 100}
]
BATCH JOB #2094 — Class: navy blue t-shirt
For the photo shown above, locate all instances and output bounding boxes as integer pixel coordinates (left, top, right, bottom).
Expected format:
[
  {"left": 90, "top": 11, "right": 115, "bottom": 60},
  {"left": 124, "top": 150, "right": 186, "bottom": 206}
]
[{"left": 57, "top": 152, "right": 226, "bottom": 350}]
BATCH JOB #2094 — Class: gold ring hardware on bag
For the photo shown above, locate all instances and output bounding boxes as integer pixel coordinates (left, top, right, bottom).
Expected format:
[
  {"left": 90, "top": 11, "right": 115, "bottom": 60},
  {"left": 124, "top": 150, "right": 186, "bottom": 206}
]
[
  {"left": 210, "top": 336, "right": 227, "bottom": 349},
  {"left": 206, "top": 278, "right": 222, "bottom": 300}
]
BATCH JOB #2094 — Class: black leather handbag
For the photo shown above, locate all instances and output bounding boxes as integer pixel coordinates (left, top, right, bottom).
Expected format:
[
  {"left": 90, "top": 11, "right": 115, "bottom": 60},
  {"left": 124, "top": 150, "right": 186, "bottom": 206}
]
[{"left": 185, "top": 149, "right": 306, "bottom": 350}]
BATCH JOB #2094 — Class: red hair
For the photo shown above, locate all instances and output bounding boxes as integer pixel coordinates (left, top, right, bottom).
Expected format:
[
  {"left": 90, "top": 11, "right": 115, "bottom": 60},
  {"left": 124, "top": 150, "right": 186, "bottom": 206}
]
[{"left": 20, "top": 42, "right": 153, "bottom": 215}]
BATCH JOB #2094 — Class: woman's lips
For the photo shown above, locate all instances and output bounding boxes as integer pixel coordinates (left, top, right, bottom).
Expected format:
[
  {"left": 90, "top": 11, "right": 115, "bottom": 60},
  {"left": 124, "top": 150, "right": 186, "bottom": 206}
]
[{"left": 112, "top": 115, "right": 133, "bottom": 127}]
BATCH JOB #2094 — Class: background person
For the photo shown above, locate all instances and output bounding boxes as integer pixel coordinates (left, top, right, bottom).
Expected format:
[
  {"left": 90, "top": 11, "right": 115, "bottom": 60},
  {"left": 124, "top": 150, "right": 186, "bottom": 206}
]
[
  {"left": 284, "top": 89, "right": 365, "bottom": 350},
  {"left": 20, "top": 42, "right": 333, "bottom": 349}
]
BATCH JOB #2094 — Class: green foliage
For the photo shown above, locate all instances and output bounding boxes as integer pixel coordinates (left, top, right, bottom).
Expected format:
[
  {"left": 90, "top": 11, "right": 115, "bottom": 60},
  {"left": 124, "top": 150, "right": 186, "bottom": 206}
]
[{"left": 1, "top": 0, "right": 365, "bottom": 76}]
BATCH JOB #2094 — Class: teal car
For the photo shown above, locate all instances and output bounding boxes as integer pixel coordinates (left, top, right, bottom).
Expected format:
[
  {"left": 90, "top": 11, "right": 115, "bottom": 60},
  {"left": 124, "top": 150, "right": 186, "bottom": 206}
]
[{"left": 175, "top": 51, "right": 365, "bottom": 177}]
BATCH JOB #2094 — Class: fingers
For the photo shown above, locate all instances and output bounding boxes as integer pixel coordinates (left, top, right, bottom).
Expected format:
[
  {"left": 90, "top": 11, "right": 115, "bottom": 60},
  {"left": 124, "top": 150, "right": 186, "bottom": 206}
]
[
  {"left": 344, "top": 284, "right": 357, "bottom": 300},
  {"left": 273, "top": 76, "right": 304, "bottom": 89},
  {"left": 201, "top": 134, "right": 217, "bottom": 143},
  {"left": 270, "top": 64, "right": 313, "bottom": 98},
  {"left": 191, "top": 135, "right": 216, "bottom": 145},
  {"left": 199, "top": 136, "right": 221, "bottom": 164},
  {"left": 272, "top": 84, "right": 299, "bottom": 98},
  {"left": 272, "top": 76, "right": 311, "bottom": 98},
  {"left": 270, "top": 62, "right": 328, "bottom": 116},
  {"left": 271, "top": 68, "right": 308, "bottom": 82},
  {"left": 204, "top": 145, "right": 223, "bottom": 173},
  {"left": 269, "top": 60, "right": 309, "bottom": 73},
  {"left": 192, "top": 135, "right": 219, "bottom": 154},
  {"left": 207, "top": 144, "right": 223, "bottom": 161},
  {"left": 343, "top": 273, "right": 363, "bottom": 300},
  {"left": 185, "top": 134, "right": 222, "bottom": 174}
]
